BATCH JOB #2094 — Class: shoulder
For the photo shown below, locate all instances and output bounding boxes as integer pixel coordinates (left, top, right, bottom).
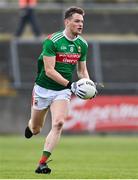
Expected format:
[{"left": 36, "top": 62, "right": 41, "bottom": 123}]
[
  {"left": 78, "top": 35, "right": 88, "bottom": 47},
  {"left": 45, "top": 31, "right": 64, "bottom": 43}
]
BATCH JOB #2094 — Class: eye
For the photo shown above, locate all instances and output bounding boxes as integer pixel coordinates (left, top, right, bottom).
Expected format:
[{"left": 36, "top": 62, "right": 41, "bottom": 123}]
[
  {"left": 74, "top": 20, "right": 83, "bottom": 23},
  {"left": 75, "top": 19, "right": 84, "bottom": 23}
]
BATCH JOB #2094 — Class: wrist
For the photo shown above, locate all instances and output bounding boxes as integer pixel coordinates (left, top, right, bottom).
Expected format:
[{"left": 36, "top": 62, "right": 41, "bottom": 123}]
[{"left": 66, "top": 81, "right": 72, "bottom": 89}]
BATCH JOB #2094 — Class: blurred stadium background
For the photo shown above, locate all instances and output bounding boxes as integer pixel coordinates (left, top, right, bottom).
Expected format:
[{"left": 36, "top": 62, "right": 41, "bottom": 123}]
[
  {"left": 0, "top": 0, "right": 138, "bottom": 135},
  {"left": 1, "top": 1, "right": 138, "bottom": 179}
]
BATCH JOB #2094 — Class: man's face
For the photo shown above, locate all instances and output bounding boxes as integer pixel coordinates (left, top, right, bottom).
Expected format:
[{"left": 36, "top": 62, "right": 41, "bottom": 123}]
[{"left": 65, "top": 13, "right": 84, "bottom": 36}]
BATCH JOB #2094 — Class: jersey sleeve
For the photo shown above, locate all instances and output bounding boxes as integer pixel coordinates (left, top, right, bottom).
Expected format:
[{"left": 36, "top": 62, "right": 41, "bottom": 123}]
[
  {"left": 79, "top": 42, "right": 88, "bottom": 61},
  {"left": 42, "top": 39, "right": 56, "bottom": 56}
]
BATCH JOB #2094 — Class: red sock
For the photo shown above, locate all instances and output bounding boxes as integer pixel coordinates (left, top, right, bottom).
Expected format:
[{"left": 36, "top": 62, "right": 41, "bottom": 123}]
[
  {"left": 39, "top": 155, "right": 48, "bottom": 164},
  {"left": 39, "top": 151, "right": 51, "bottom": 164}
]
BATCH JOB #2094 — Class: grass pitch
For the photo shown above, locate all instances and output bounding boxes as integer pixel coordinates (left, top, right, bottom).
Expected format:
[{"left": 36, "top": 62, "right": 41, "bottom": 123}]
[{"left": 0, "top": 135, "right": 138, "bottom": 179}]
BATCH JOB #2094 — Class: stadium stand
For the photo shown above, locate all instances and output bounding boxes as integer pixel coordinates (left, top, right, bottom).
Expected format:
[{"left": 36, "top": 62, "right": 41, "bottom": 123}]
[{"left": 1, "top": 1, "right": 138, "bottom": 92}]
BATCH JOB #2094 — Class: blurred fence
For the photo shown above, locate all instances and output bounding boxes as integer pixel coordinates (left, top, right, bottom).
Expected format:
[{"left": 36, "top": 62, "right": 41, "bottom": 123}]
[{"left": 3, "top": 38, "right": 138, "bottom": 94}]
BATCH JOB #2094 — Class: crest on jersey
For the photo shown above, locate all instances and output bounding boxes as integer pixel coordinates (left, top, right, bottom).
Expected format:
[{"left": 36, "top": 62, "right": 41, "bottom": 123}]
[{"left": 78, "top": 46, "right": 81, "bottom": 53}]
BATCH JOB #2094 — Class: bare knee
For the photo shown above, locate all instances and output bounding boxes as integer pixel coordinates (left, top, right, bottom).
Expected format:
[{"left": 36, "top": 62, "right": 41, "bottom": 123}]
[
  {"left": 53, "top": 118, "right": 64, "bottom": 131},
  {"left": 31, "top": 126, "right": 41, "bottom": 135}
]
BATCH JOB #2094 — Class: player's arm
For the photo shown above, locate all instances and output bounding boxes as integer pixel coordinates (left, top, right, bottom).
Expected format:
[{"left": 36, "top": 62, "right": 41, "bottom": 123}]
[
  {"left": 42, "top": 38, "right": 70, "bottom": 87},
  {"left": 43, "top": 56, "right": 69, "bottom": 86},
  {"left": 77, "top": 40, "right": 90, "bottom": 79},
  {"left": 43, "top": 56, "right": 85, "bottom": 97},
  {"left": 77, "top": 61, "right": 90, "bottom": 79}
]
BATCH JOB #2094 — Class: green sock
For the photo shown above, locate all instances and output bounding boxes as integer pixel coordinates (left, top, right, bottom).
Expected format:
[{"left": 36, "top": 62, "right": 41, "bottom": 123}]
[{"left": 43, "top": 151, "right": 51, "bottom": 158}]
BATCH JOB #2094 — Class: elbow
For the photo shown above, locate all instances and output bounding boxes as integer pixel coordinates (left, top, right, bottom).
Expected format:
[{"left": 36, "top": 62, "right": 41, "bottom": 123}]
[{"left": 45, "top": 69, "right": 53, "bottom": 78}]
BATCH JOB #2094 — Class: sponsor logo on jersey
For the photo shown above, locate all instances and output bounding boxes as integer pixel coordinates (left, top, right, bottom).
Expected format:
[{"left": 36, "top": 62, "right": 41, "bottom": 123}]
[
  {"left": 61, "top": 45, "right": 67, "bottom": 50},
  {"left": 56, "top": 53, "right": 80, "bottom": 64}
]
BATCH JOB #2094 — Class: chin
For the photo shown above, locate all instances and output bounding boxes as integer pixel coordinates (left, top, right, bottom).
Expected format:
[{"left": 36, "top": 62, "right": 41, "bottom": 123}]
[
  {"left": 75, "top": 31, "right": 82, "bottom": 36},
  {"left": 78, "top": 30, "right": 82, "bottom": 35}
]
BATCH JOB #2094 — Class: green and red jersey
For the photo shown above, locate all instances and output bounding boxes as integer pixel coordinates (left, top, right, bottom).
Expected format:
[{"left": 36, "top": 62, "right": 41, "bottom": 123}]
[{"left": 35, "top": 30, "right": 88, "bottom": 90}]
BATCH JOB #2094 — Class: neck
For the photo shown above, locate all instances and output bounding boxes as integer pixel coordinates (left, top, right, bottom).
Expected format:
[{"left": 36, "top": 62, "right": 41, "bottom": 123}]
[{"left": 64, "top": 29, "right": 77, "bottom": 40}]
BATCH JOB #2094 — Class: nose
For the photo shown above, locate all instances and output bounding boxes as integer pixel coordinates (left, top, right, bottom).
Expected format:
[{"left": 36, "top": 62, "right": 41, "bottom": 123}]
[
  {"left": 79, "top": 23, "right": 83, "bottom": 28},
  {"left": 79, "top": 21, "right": 83, "bottom": 27}
]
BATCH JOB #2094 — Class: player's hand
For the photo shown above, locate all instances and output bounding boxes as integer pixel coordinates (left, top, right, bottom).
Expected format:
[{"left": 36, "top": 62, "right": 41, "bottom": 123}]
[
  {"left": 71, "top": 82, "right": 86, "bottom": 99},
  {"left": 92, "top": 82, "right": 104, "bottom": 98}
]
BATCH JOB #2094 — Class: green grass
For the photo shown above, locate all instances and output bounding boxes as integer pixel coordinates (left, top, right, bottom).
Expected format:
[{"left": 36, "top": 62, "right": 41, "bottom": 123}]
[{"left": 0, "top": 135, "right": 138, "bottom": 179}]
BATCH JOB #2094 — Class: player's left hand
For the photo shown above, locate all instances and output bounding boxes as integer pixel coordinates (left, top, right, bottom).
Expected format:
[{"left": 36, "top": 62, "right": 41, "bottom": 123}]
[{"left": 90, "top": 88, "right": 98, "bottom": 99}]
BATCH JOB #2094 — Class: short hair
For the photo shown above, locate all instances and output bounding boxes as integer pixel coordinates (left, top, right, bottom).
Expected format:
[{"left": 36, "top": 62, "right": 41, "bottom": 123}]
[{"left": 64, "top": 7, "right": 85, "bottom": 19}]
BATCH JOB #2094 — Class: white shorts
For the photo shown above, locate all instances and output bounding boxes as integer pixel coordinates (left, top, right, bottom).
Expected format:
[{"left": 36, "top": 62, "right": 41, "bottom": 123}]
[{"left": 32, "top": 84, "right": 72, "bottom": 110}]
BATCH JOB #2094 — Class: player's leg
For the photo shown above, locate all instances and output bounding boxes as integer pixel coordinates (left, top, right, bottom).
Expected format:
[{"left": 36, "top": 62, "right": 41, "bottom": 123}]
[
  {"left": 25, "top": 107, "right": 49, "bottom": 138},
  {"left": 25, "top": 85, "right": 51, "bottom": 138},
  {"left": 45, "top": 100, "right": 69, "bottom": 152},
  {"left": 35, "top": 99, "right": 70, "bottom": 174},
  {"left": 15, "top": 8, "right": 28, "bottom": 37},
  {"left": 29, "top": 8, "right": 41, "bottom": 36}
]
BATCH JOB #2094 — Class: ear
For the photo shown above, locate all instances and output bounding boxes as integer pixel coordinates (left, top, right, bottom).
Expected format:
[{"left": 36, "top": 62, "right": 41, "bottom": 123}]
[{"left": 64, "top": 19, "right": 70, "bottom": 27}]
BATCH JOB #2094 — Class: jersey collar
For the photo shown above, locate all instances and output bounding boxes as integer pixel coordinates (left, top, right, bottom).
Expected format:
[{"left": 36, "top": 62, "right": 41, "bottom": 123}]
[{"left": 63, "top": 30, "right": 78, "bottom": 41}]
